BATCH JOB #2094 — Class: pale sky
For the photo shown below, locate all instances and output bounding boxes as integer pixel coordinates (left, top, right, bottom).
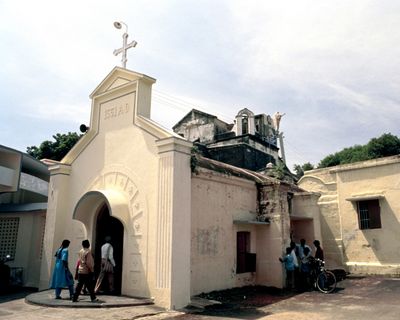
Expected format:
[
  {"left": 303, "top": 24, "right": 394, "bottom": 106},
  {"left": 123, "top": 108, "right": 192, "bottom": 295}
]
[{"left": 1, "top": 0, "right": 400, "bottom": 170}]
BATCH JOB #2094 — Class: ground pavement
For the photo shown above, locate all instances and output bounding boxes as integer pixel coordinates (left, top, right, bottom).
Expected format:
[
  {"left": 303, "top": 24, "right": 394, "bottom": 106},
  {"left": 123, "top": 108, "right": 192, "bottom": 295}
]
[{"left": 1, "top": 276, "right": 400, "bottom": 320}]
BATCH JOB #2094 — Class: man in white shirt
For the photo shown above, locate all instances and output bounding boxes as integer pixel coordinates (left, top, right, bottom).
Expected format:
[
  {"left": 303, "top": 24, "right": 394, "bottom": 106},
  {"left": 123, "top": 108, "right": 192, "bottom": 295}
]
[{"left": 94, "top": 236, "right": 116, "bottom": 294}]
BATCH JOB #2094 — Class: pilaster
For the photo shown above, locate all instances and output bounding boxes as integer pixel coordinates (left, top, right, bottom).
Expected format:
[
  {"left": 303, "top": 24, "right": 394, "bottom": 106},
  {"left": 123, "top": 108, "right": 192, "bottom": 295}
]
[
  {"left": 256, "top": 182, "right": 291, "bottom": 287},
  {"left": 155, "top": 137, "right": 192, "bottom": 309},
  {"left": 39, "top": 163, "right": 71, "bottom": 290}
]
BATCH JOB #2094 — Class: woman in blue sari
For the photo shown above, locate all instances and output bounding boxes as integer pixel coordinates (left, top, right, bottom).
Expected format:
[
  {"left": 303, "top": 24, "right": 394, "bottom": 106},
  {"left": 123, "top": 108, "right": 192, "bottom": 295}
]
[{"left": 50, "top": 239, "right": 74, "bottom": 299}]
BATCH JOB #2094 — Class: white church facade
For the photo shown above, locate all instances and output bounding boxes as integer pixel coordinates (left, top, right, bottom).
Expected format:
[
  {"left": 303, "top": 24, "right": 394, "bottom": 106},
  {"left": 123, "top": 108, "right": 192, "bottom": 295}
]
[{"left": 39, "top": 67, "right": 321, "bottom": 309}]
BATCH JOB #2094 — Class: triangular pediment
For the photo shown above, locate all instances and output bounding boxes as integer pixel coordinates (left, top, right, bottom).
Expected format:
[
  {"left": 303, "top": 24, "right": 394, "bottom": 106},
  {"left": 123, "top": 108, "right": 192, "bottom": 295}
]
[
  {"left": 61, "top": 67, "right": 184, "bottom": 165},
  {"left": 90, "top": 67, "right": 156, "bottom": 98}
]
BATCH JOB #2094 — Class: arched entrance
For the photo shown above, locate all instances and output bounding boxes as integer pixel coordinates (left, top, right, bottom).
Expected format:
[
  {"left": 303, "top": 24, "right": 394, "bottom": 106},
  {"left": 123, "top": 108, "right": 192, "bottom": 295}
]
[{"left": 95, "top": 204, "right": 124, "bottom": 295}]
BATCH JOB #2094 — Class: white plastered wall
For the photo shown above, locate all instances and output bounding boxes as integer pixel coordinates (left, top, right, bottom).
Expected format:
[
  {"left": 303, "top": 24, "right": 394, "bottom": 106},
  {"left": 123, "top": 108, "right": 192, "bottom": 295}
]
[
  {"left": 40, "top": 67, "right": 193, "bottom": 309},
  {"left": 190, "top": 168, "right": 286, "bottom": 295},
  {"left": 299, "top": 156, "right": 400, "bottom": 275}
]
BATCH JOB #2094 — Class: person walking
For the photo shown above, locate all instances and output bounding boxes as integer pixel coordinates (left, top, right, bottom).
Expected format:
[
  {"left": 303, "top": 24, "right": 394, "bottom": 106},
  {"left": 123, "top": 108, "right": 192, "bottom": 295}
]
[
  {"left": 72, "top": 239, "right": 98, "bottom": 302},
  {"left": 94, "top": 236, "right": 116, "bottom": 294},
  {"left": 50, "top": 239, "right": 74, "bottom": 300}
]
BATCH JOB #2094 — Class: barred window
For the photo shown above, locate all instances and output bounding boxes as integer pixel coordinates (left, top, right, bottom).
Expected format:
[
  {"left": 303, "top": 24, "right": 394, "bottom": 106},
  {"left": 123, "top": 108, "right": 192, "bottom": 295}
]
[
  {"left": 357, "top": 200, "right": 381, "bottom": 230},
  {"left": 0, "top": 217, "right": 19, "bottom": 259}
]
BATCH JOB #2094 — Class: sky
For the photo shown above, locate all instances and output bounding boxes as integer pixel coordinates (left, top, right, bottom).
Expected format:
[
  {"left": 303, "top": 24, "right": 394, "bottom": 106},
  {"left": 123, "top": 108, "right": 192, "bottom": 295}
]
[{"left": 1, "top": 0, "right": 400, "bottom": 170}]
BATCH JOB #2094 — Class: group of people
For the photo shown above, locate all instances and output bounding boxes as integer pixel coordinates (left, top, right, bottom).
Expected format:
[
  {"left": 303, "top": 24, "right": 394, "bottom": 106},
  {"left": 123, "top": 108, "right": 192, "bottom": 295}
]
[
  {"left": 279, "top": 239, "right": 324, "bottom": 291},
  {"left": 50, "top": 236, "right": 116, "bottom": 301}
]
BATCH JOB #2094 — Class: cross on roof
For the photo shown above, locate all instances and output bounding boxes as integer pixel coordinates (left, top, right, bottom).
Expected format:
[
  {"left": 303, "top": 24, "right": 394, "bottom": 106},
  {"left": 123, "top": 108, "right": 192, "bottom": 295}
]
[{"left": 113, "top": 25, "right": 137, "bottom": 69}]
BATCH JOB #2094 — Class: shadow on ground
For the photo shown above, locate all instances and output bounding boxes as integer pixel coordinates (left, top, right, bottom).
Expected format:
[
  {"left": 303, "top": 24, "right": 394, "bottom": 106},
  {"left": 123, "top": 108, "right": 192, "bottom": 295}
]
[
  {"left": 179, "top": 286, "right": 297, "bottom": 319},
  {"left": 0, "top": 287, "right": 37, "bottom": 304}
]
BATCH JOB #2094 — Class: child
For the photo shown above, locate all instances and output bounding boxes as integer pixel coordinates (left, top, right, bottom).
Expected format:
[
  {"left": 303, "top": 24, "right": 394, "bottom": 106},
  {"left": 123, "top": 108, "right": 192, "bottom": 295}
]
[{"left": 279, "top": 247, "right": 295, "bottom": 290}]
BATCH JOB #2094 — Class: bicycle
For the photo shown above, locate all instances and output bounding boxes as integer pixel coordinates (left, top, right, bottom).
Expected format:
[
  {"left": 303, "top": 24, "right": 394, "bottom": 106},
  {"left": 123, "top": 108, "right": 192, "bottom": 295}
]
[{"left": 310, "top": 258, "right": 337, "bottom": 293}]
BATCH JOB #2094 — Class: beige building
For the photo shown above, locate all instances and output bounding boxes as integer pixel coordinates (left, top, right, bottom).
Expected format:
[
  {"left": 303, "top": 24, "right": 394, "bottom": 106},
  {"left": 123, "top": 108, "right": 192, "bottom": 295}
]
[
  {"left": 299, "top": 155, "right": 400, "bottom": 275},
  {"left": 39, "top": 67, "right": 320, "bottom": 309},
  {"left": 0, "top": 145, "right": 49, "bottom": 288}
]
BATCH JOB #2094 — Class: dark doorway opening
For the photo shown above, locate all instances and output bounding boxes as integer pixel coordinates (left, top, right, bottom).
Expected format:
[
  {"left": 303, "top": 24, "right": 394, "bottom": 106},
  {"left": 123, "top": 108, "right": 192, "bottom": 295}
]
[{"left": 95, "top": 204, "right": 124, "bottom": 295}]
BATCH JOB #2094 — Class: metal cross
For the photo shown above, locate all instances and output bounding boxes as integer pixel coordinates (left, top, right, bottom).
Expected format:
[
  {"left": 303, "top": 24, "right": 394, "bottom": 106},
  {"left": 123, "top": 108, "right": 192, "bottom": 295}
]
[{"left": 113, "top": 31, "right": 137, "bottom": 69}]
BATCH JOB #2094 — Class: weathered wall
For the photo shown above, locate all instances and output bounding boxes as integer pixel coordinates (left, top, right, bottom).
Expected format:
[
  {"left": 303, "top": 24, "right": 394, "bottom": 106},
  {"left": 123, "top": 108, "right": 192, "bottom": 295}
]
[
  {"left": 190, "top": 169, "right": 258, "bottom": 295},
  {"left": 190, "top": 169, "right": 290, "bottom": 295},
  {"left": 256, "top": 183, "right": 293, "bottom": 287},
  {"left": 299, "top": 156, "right": 400, "bottom": 274}
]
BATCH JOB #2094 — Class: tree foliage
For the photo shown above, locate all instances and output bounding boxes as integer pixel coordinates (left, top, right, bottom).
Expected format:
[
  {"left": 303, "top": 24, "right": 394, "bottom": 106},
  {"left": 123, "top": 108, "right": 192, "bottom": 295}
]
[
  {"left": 318, "top": 133, "right": 400, "bottom": 168},
  {"left": 27, "top": 132, "right": 82, "bottom": 161},
  {"left": 293, "top": 133, "right": 400, "bottom": 174},
  {"left": 293, "top": 162, "right": 315, "bottom": 179}
]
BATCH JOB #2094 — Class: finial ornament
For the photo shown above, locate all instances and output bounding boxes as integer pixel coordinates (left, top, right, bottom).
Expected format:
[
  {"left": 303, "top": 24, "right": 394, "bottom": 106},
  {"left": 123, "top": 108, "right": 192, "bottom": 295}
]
[{"left": 113, "top": 21, "right": 137, "bottom": 68}]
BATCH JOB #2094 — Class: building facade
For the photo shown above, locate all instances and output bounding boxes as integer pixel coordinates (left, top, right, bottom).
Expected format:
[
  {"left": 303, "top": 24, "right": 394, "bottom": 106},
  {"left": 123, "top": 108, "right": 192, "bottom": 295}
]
[
  {"left": 0, "top": 145, "right": 49, "bottom": 288},
  {"left": 39, "top": 67, "right": 320, "bottom": 309},
  {"left": 299, "top": 155, "right": 400, "bottom": 275},
  {"left": 173, "top": 108, "right": 280, "bottom": 171}
]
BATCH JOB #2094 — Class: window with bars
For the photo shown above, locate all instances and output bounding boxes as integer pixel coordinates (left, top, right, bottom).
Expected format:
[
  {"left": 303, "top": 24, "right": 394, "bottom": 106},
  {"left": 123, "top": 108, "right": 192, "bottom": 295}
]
[
  {"left": 0, "top": 217, "right": 19, "bottom": 259},
  {"left": 357, "top": 199, "right": 381, "bottom": 230}
]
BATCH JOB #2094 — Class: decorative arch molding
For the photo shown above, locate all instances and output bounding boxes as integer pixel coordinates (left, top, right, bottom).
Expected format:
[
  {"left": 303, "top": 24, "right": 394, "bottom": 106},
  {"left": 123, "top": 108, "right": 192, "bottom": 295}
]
[
  {"left": 236, "top": 108, "right": 255, "bottom": 118},
  {"left": 298, "top": 175, "right": 336, "bottom": 194},
  {"left": 73, "top": 190, "right": 131, "bottom": 234},
  {"left": 74, "top": 165, "right": 149, "bottom": 297},
  {"left": 87, "top": 165, "right": 148, "bottom": 235}
]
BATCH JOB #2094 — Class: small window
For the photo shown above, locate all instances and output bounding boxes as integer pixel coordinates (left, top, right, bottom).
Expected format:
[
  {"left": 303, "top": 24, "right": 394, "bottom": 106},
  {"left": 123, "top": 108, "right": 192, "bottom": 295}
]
[
  {"left": 357, "top": 199, "right": 381, "bottom": 230},
  {"left": 242, "top": 116, "right": 249, "bottom": 135},
  {"left": 237, "top": 231, "right": 256, "bottom": 273}
]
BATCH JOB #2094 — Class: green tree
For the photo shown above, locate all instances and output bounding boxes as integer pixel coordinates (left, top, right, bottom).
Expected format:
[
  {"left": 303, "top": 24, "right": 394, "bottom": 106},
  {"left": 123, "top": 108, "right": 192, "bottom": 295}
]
[
  {"left": 318, "top": 133, "right": 400, "bottom": 168},
  {"left": 293, "top": 162, "right": 315, "bottom": 179},
  {"left": 366, "top": 133, "right": 400, "bottom": 158},
  {"left": 27, "top": 132, "right": 82, "bottom": 161}
]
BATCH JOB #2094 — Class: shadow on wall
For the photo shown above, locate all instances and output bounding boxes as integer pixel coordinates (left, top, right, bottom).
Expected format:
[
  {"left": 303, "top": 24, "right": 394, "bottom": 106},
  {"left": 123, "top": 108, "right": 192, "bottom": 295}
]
[
  {"left": 312, "top": 197, "right": 346, "bottom": 270},
  {"left": 349, "top": 200, "right": 400, "bottom": 266},
  {"left": 290, "top": 219, "right": 314, "bottom": 245},
  {"left": 94, "top": 206, "right": 124, "bottom": 295}
]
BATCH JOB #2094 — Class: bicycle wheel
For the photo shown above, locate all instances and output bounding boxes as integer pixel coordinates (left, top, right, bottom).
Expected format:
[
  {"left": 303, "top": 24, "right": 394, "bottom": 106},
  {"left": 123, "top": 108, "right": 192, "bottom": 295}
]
[{"left": 316, "top": 270, "right": 337, "bottom": 293}]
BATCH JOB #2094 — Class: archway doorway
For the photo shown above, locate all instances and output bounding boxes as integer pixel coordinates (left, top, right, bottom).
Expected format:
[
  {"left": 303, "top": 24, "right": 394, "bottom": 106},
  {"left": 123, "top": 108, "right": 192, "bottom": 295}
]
[{"left": 95, "top": 204, "right": 124, "bottom": 295}]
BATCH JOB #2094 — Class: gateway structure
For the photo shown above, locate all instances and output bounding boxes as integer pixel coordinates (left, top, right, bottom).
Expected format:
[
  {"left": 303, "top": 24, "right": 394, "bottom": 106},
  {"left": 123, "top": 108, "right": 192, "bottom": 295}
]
[{"left": 39, "top": 67, "right": 320, "bottom": 309}]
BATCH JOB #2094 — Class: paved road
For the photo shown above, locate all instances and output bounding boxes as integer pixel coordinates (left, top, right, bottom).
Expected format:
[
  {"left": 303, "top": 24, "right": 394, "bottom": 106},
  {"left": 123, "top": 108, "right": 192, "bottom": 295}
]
[{"left": 1, "top": 276, "right": 399, "bottom": 319}]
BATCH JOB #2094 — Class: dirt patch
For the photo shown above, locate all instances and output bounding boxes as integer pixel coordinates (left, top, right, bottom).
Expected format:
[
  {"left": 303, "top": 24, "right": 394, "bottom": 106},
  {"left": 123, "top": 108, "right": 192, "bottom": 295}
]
[
  {"left": 163, "top": 286, "right": 295, "bottom": 319},
  {"left": 198, "top": 286, "right": 295, "bottom": 308}
]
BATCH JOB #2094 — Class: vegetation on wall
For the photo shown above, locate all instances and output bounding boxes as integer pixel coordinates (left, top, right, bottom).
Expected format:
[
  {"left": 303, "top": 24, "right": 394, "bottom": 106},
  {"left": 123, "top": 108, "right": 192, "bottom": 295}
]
[{"left": 27, "top": 132, "right": 82, "bottom": 161}]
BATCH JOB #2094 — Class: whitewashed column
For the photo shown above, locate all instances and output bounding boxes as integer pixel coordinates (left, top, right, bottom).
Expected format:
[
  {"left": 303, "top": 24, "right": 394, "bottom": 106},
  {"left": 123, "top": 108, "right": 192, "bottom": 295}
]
[
  {"left": 39, "top": 163, "right": 71, "bottom": 290},
  {"left": 155, "top": 137, "right": 192, "bottom": 309}
]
